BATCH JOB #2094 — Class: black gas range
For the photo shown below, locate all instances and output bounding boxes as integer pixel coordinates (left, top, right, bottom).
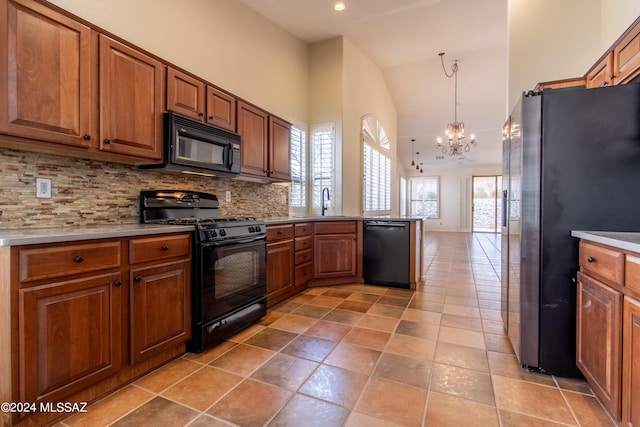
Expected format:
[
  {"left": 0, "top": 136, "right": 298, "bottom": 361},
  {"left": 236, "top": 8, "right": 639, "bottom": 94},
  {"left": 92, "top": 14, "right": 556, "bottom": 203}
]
[{"left": 140, "top": 190, "right": 267, "bottom": 352}]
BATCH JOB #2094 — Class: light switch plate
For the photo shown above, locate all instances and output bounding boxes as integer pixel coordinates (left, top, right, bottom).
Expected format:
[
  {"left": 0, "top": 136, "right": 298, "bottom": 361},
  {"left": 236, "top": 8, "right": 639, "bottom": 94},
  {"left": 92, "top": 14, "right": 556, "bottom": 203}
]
[
  {"left": 225, "top": 191, "right": 231, "bottom": 202},
  {"left": 36, "top": 178, "right": 52, "bottom": 198}
]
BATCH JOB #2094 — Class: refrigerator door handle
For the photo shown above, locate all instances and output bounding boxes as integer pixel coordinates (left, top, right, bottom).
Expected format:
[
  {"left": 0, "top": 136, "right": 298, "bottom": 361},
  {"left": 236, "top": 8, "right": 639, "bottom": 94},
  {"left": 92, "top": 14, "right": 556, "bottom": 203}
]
[{"left": 502, "top": 190, "right": 508, "bottom": 227}]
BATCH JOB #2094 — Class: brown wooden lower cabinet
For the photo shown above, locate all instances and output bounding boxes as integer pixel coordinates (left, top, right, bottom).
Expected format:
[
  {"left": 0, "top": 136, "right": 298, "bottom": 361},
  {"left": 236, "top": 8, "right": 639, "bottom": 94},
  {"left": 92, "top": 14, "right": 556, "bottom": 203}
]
[
  {"left": 2, "top": 232, "right": 192, "bottom": 426},
  {"left": 266, "top": 224, "right": 294, "bottom": 306},
  {"left": 19, "top": 272, "right": 123, "bottom": 404},
  {"left": 576, "top": 238, "right": 640, "bottom": 426},
  {"left": 129, "top": 259, "right": 191, "bottom": 364},
  {"left": 623, "top": 296, "right": 640, "bottom": 426},
  {"left": 311, "top": 220, "right": 362, "bottom": 286},
  {"left": 576, "top": 271, "right": 622, "bottom": 418}
]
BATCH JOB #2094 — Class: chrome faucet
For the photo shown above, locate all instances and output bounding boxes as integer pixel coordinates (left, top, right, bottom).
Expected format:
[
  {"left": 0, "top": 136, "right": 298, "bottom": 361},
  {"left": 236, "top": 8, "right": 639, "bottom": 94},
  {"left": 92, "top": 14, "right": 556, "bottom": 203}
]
[{"left": 321, "top": 187, "right": 330, "bottom": 216}]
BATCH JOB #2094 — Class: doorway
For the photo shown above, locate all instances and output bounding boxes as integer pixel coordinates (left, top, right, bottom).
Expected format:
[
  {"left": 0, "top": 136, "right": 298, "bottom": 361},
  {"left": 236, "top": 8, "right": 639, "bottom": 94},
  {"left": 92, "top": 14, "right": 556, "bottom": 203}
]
[{"left": 472, "top": 176, "right": 502, "bottom": 233}]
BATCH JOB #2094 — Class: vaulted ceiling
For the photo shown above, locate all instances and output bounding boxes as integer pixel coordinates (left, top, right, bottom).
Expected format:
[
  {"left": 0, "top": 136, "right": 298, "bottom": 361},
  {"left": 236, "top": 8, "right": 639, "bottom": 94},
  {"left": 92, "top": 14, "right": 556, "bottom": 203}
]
[{"left": 240, "top": 0, "right": 508, "bottom": 171}]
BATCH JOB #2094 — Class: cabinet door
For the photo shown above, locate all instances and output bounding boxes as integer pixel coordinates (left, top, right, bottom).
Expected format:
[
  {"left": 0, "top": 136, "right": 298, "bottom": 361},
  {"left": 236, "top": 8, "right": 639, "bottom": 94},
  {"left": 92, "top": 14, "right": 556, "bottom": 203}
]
[
  {"left": 99, "top": 35, "right": 163, "bottom": 160},
  {"left": 130, "top": 259, "right": 191, "bottom": 364},
  {"left": 237, "top": 101, "right": 268, "bottom": 178},
  {"left": 0, "top": 0, "right": 97, "bottom": 147},
  {"left": 577, "top": 272, "right": 623, "bottom": 419},
  {"left": 19, "top": 272, "right": 122, "bottom": 403},
  {"left": 613, "top": 20, "right": 640, "bottom": 84},
  {"left": 166, "top": 67, "right": 205, "bottom": 121},
  {"left": 314, "top": 234, "right": 357, "bottom": 279},
  {"left": 268, "top": 116, "right": 291, "bottom": 181},
  {"left": 206, "top": 86, "right": 236, "bottom": 131},
  {"left": 623, "top": 297, "right": 640, "bottom": 426},
  {"left": 585, "top": 53, "right": 613, "bottom": 88},
  {"left": 266, "top": 240, "right": 294, "bottom": 306}
]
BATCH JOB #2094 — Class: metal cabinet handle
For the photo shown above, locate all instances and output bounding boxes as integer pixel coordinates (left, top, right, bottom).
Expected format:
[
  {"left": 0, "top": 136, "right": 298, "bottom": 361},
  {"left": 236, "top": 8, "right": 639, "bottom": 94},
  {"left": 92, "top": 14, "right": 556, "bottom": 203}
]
[
  {"left": 162, "top": 245, "right": 169, "bottom": 251},
  {"left": 104, "top": 138, "right": 111, "bottom": 144},
  {"left": 114, "top": 280, "right": 122, "bottom": 287},
  {"left": 587, "top": 256, "right": 595, "bottom": 263},
  {"left": 74, "top": 256, "right": 84, "bottom": 263},
  {"left": 83, "top": 134, "right": 91, "bottom": 140},
  {"left": 134, "top": 276, "right": 142, "bottom": 282}
]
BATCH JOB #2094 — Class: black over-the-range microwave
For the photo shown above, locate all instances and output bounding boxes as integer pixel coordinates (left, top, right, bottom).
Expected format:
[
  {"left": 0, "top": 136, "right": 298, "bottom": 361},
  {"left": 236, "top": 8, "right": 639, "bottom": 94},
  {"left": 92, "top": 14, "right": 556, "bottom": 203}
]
[{"left": 140, "top": 111, "right": 241, "bottom": 177}]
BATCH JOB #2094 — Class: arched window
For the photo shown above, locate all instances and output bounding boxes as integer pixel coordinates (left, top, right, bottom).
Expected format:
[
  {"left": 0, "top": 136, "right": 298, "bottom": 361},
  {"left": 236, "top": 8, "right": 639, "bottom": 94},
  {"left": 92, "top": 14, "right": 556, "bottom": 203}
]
[{"left": 362, "top": 115, "right": 391, "bottom": 215}]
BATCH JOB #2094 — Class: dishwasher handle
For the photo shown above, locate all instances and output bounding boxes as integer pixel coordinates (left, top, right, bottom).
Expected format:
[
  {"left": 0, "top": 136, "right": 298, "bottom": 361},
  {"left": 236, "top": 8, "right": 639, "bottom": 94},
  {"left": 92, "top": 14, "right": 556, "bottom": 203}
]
[{"left": 364, "top": 221, "right": 408, "bottom": 229}]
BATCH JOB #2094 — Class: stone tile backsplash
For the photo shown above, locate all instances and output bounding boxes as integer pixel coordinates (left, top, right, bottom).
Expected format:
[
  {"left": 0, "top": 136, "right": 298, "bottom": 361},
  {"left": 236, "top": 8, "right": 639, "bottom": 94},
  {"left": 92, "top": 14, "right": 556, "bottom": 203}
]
[{"left": 0, "top": 148, "right": 289, "bottom": 229}]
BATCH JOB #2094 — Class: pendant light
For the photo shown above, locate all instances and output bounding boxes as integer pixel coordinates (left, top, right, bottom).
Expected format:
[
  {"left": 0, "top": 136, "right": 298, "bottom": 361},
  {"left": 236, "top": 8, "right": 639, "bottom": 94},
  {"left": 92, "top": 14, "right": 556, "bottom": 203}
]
[{"left": 412, "top": 140, "right": 416, "bottom": 166}]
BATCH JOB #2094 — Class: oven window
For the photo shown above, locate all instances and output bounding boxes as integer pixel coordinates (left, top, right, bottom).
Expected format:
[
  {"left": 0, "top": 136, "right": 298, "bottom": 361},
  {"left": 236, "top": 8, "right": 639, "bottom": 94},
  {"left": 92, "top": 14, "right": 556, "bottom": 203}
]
[{"left": 214, "top": 251, "right": 259, "bottom": 299}]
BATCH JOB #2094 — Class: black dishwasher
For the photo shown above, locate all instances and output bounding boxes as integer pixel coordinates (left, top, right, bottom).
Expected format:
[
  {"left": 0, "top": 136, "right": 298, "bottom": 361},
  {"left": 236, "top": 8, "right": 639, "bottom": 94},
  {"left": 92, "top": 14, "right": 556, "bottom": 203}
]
[{"left": 363, "top": 220, "right": 410, "bottom": 289}]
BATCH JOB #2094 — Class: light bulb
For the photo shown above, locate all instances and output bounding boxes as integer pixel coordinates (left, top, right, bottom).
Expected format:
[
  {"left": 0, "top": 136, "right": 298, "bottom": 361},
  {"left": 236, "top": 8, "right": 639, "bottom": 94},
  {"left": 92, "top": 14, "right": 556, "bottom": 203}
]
[{"left": 333, "top": 1, "right": 346, "bottom": 11}]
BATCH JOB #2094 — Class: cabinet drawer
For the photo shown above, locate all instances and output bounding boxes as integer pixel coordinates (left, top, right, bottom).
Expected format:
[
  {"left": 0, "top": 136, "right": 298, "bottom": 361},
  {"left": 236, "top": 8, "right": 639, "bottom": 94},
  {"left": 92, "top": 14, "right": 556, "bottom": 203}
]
[
  {"left": 295, "top": 223, "right": 312, "bottom": 237},
  {"left": 295, "top": 262, "right": 312, "bottom": 286},
  {"left": 295, "top": 236, "right": 313, "bottom": 251},
  {"left": 580, "top": 241, "right": 624, "bottom": 286},
  {"left": 314, "top": 221, "right": 357, "bottom": 235},
  {"left": 19, "top": 242, "right": 121, "bottom": 282},
  {"left": 625, "top": 255, "right": 640, "bottom": 296},
  {"left": 129, "top": 234, "right": 191, "bottom": 264},
  {"left": 266, "top": 224, "right": 293, "bottom": 242},
  {"left": 295, "top": 248, "right": 313, "bottom": 265}
]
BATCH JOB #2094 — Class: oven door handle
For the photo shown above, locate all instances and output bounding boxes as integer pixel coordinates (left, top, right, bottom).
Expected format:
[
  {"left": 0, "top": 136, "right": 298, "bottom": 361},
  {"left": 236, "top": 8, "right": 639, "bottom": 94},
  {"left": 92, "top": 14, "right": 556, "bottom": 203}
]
[{"left": 204, "top": 235, "right": 266, "bottom": 247}]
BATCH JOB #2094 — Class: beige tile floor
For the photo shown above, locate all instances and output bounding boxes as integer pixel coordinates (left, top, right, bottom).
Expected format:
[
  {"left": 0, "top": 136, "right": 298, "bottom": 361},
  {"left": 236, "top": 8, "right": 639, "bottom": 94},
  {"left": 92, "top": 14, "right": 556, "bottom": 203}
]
[{"left": 58, "top": 232, "right": 616, "bottom": 427}]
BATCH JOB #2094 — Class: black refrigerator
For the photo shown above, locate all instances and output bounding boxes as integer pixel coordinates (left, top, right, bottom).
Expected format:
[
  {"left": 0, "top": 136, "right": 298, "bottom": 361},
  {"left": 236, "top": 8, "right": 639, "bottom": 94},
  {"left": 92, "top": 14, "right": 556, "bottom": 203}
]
[{"left": 501, "top": 83, "right": 640, "bottom": 378}]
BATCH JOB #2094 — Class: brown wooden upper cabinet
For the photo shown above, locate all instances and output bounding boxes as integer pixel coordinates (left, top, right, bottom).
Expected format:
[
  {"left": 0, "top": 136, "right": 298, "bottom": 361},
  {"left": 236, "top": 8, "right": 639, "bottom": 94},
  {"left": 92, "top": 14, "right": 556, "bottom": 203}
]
[
  {"left": 0, "top": 0, "right": 97, "bottom": 148},
  {"left": 269, "top": 116, "right": 292, "bottom": 181},
  {"left": 0, "top": 0, "right": 163, "bottom": 161},
  {"left": 613, "top": 19, "right": 640, "bottom": 84},
  {"left": 166, "top": 67, "right": 236, "bottom": 132},
  {"left": 99, "top": 35, "right": 163, "bottom": 160},
  {"left": 586, "top": 53, "right": 614, "bottom": 88},
  {"left": 237, "top": 100, "right": 291, "bottom": 181}
]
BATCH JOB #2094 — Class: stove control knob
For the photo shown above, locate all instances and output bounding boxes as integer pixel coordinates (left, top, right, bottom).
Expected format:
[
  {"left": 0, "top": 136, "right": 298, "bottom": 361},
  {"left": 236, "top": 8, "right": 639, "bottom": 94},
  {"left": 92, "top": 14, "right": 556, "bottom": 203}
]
[
  {"left": 255, "top": 225, "right": 261, "bottom": 232},
  {"left": 249, "top": 226, "right": 255, "bottom": 232},
  {"left": 210, "top": 230, "right": 217, "bottom": 238},
  {"left": 220, "top": 229, "right": 226, "bottom": 236}
]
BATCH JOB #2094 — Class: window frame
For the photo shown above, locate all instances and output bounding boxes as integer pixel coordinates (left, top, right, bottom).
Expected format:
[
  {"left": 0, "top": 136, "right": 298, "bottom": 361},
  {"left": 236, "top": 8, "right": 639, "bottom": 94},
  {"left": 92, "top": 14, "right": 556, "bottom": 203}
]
[
  {"left": 289, "top": 124, "right": 307, "bottom": 213},
  {"left": 410, "top": 176, "right": 440, "bottom": 219},
  {"left": 310, "top": 123, "right": 335, "bottom": 216},
  {"left": 362, "top": 115, "right": 391, "bottom": 216}
]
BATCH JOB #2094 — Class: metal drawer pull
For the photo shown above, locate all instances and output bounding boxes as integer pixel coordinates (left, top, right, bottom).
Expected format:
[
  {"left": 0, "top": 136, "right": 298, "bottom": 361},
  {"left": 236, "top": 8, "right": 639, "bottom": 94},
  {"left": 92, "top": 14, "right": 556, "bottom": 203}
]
[
  {"left": 114, "top": 280, "right": 122, "bottom": 287},
  {"left": 134, "top": 276, "right": 142, "bottom": 282},
  {"left": 162, "top": 245, "right": 169, "bottom": 251},
  {"left": 74, "top": 256, "right": 84, "bottom": 263},
  {"left": 587, "top": 256, "right": 595, "bottom": 263}
]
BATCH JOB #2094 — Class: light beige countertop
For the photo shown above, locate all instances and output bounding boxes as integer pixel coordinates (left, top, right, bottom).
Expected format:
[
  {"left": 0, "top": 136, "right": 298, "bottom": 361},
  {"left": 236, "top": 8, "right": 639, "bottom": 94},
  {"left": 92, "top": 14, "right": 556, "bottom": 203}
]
[
  {"left": 0, "top": 224, "right": 194, "bottom": 246},
  {"left": 262, "top": 216, "right": 423, "bottom": 224},
  {"left": 571, "top": 230, "right": 640, "bottom": 253}
]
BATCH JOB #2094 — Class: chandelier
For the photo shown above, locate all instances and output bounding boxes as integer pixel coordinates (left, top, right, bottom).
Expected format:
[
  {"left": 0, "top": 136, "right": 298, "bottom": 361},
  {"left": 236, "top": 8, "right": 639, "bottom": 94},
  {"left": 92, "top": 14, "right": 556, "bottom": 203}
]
[{"left": 436, "top": 52, "right": 476, "bottom": 157}]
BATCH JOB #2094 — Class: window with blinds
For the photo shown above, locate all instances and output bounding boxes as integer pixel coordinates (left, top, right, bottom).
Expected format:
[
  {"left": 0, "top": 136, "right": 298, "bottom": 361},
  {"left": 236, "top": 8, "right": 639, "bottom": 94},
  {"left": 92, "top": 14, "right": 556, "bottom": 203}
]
[
  {"left": 410, "top": 176, "right": 440, "bottom": 219},
  {"left": 290, "top": 126, "right": 306, "bottom": 209},
  {"left": 362, "top": 115, "right": 391, "bottom": 215},
  {"left": 311, "top": 123, "right": 335, "bottom": 214}
]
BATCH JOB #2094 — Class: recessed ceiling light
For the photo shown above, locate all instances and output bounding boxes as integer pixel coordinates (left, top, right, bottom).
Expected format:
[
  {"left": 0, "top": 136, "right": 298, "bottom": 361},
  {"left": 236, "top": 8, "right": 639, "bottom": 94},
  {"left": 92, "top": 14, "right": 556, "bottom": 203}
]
[{"left": 334, "top": 1, "right": 346, "bottom": 11}]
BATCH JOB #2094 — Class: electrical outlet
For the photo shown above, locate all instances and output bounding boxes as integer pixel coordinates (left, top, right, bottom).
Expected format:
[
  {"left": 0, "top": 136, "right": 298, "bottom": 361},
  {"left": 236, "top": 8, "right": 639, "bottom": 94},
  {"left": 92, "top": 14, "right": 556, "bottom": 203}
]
[
  {"left": 36, "top": 178, "right": 52, "bottom": 198},
  {"left": 225, "top": 191, "right": 231, "bottom": 202},
  {"left": 281, "top": 195, "right": 287, "bottom": 204}
]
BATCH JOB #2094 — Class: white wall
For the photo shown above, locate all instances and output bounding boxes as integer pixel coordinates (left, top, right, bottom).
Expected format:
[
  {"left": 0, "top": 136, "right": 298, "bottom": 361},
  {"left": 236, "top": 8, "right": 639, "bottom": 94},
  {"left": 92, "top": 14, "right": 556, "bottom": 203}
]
[
  {"left": 508, "top": 0, "right": 640, "bottom": 111},
  {"left": 342, "top": 38, "right": 398, "bottom": 216},
  {"left": 49, "top": 0, "right": 309, "bottom": 124},
  {"left": 601, "top": 0, "right": 640, "bottom": 49},
  {"left": 308, "top": 38, "right": 344, "bottom": 215},
  {"left": 507, "top": 0, "right": 601, "bottom": 111}
]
